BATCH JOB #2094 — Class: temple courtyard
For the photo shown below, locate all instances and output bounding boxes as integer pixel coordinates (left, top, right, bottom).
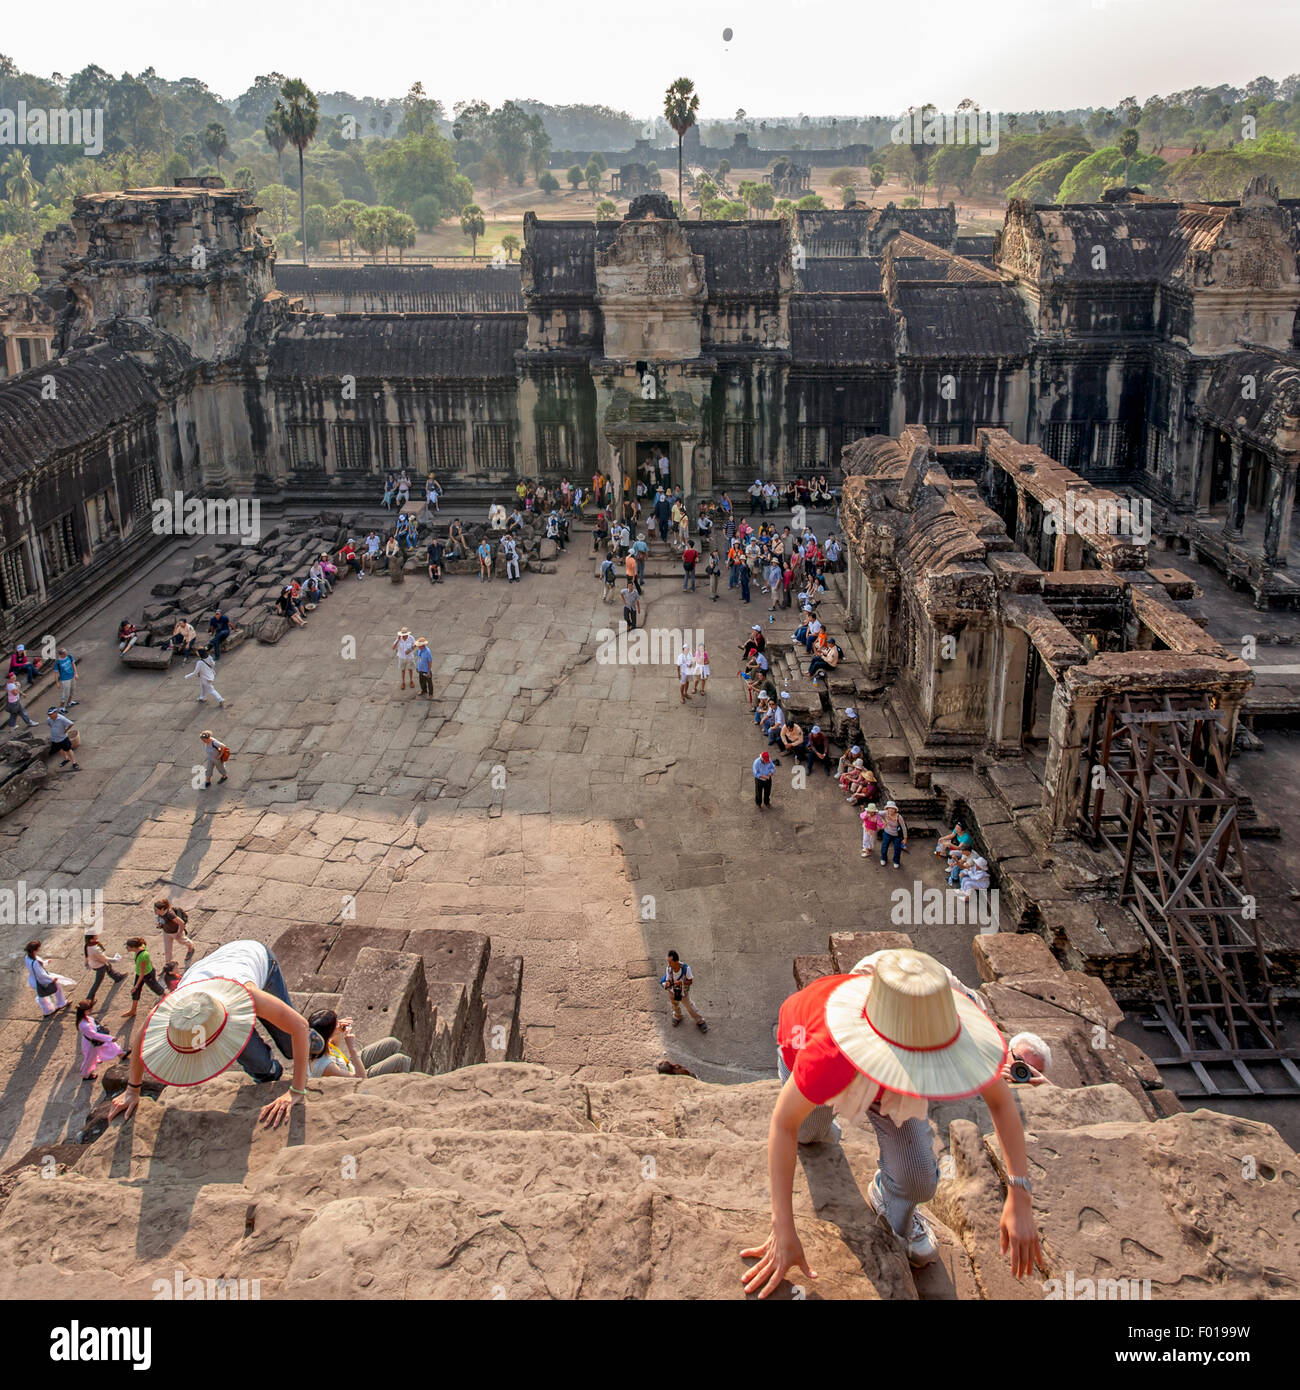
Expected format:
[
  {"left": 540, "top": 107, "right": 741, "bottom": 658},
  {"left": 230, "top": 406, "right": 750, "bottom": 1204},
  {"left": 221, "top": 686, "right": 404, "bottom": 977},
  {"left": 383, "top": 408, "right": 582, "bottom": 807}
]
[{"left": 0, "top": 506, "right": 971, "bottom": 1166}]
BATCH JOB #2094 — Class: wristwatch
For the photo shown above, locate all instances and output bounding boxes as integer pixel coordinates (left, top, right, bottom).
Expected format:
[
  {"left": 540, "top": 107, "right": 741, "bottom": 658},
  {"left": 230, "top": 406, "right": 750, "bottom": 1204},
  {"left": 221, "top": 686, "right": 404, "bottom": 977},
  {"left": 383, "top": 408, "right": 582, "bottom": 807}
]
[{"left": 1007, "top": 1176, "right": 1033, "bottom": 1195}]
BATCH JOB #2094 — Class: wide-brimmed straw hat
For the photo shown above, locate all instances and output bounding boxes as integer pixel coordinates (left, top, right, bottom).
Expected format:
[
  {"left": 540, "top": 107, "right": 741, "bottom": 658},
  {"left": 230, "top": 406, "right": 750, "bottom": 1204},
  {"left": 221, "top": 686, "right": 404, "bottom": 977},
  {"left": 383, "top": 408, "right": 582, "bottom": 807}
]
[
  {"left": 140, "top": 978, "right": 258, "bottom": 1087},
  {"left": 398, "top": 627, "right": 411, "bottom": 636},
  {"left": 825, "top": 950, "right": 1006, "bottom": 1101}
]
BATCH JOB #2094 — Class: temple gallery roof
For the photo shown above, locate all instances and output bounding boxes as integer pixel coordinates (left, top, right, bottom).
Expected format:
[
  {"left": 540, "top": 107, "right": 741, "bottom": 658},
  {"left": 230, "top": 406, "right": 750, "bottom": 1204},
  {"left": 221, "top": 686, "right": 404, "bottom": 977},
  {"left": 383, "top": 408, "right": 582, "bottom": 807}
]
[
  {"left": 795, "top": 258, "right": 883, "bottom": 292},
  {"left": 893, "top": 283, "right": 1033, "bottom": 358},
  {"left": 1198, "top": 350, "right": 1300, "bottom": 440},
  {"left": 267, "top": 314, "right": 527, "bottom": 381},
  {"left": 273, "top": 264, "right": 525, "bottom": 313},
  {"left": 790, "top": 295, "right": 895, "bottom": 365},
  {"left": 0, "top": 346, "right": 159, "bottom": 480}
]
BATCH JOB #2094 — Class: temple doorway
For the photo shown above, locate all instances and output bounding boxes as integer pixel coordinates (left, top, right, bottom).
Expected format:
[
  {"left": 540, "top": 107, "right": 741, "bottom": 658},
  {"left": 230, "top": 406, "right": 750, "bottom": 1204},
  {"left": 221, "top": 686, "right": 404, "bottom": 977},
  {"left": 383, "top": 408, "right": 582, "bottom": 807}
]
[{"left": 635, "top": 440, "right": 672, "bottom": 495}]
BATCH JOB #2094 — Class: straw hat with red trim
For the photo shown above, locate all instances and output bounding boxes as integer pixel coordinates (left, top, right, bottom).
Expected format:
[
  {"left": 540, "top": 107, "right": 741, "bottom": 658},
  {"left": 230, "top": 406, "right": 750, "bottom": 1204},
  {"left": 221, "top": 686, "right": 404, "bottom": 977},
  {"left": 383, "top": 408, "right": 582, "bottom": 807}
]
[
  {"left": 140, "top": 978, "right": 257, "bottom": 1086},
  {"left": 824, "top": 949, "right": 1006, "bottom": 1101}
]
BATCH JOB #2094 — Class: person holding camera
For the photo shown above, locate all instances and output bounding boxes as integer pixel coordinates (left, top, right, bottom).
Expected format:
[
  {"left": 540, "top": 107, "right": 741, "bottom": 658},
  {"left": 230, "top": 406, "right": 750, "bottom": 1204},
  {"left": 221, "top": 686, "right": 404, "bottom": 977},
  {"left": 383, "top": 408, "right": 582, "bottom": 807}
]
[
  {"left": 661, "top": 950, "right": 708, "bottom": 1032},
  {"left": 1002, "top": 1031, "right": 1052, "bottom": 1086}
]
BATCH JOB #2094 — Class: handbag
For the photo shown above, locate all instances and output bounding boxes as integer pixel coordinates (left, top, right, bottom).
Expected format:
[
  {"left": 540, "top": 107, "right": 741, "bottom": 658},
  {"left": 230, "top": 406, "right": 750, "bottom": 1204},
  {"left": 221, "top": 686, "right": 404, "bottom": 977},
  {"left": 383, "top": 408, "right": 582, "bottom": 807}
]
[{"left": 35, "top": 977, "right": 58, "bottom": 997}]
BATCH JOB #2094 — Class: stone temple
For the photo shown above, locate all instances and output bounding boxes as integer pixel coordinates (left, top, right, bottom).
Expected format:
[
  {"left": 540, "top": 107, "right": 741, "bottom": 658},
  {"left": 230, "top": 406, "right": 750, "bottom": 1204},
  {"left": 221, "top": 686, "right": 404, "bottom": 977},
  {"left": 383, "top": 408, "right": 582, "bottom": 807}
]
[
  {"left": 0, "top": 177, "right": 1298, "bottom": 1300},
  {"left": 4, "top": 179, "right": 1300, "bottom": 648}
]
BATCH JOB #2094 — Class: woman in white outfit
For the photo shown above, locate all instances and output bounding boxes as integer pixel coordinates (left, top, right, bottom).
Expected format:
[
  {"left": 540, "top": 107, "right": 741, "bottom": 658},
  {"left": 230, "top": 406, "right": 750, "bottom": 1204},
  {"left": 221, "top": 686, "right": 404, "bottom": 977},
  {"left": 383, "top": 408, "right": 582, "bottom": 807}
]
[
  {"left": 184, "top": 647, "right": 224, "bottom": 706},
  {"left": 25, "top": 940, "right": 75, "bottom": 1017}
]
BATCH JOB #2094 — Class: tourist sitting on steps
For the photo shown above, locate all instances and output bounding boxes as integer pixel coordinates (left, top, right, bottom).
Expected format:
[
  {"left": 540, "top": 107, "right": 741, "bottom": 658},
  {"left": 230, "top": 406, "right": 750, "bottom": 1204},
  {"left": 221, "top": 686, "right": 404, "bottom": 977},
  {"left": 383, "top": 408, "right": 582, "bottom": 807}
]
[
  {"left": 742, "top": 948, "right": 1041, "bottom": 1296},
  {"left": 307, "top": 1010, "right": 412, "bottom": 1077},
  {"left": 108, "top": 938, "right": 314, "bottom": 1131}
]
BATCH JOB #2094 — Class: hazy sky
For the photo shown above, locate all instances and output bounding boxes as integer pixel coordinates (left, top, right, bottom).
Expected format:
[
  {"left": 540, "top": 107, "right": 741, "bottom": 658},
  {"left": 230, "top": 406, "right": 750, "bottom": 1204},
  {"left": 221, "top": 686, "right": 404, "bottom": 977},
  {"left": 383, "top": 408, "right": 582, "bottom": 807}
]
[{"left": 3, "top": 0, "right": 1296, "bottom": 117}]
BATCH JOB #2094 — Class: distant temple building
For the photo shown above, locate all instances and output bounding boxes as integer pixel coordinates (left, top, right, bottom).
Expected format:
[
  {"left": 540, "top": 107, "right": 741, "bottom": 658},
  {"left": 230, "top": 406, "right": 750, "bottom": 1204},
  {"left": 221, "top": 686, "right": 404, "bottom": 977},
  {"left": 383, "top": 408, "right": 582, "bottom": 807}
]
[{"left": 2, "top": 179, "right": 1300, "bottom": 644}]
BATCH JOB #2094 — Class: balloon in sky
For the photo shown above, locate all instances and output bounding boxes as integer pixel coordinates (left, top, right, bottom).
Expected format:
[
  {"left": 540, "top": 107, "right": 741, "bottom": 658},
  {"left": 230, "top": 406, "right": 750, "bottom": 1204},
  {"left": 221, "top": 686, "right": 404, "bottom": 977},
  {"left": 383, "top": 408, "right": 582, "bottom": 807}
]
[{"left": 722, "top": 27, "right": 733, "bottom": 43}]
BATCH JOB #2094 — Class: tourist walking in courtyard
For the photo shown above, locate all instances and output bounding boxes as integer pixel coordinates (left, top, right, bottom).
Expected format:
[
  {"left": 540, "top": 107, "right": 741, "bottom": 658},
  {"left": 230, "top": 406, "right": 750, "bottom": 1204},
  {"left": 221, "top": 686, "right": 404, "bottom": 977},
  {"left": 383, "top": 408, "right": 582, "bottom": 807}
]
[
  {"left": 47, "top": 707, "right": 80, "bottom": 771},
  {"left": 661, "top": 950, "right": 708, "bottom": 1031},
  {"left": 199, "top": 730, "right": 230, "bottom": 788},
  {"left": 682, "top": 542, "right": 698, "bottom": 591},
  {"left": 741, "top": 948, "right": 1040, "bottom": 1296},
  {"left": 393, "top": 627, "right": 417, "bottom": 690},
  {"left": 753, "top": 749, "right": 774, "bottom": 808},
  {"left": 692, "top": 642, "right": 710, "bottom": 695},
  {"left": 76, "top": 998, "right": 124, "bottom": 1081},
  {"left": 184, "top": 647, "right": 224, "bottom": 706},
  {"left": 878, "top": 801, "right": 908, "bottom": 868},
  {"left": 6, "top": 672, "right": 35, "bottom": 728},
  {"left": 676, "top": 645, "right": 695, "bottom": 702},
  {"left": 154, "top": 897, "right": 196, "bottom": 967},
  {"left": 706, "top": 551, "right": 720, "bottom": 600},
  {"left": 83, "top": 931, "right": 125, "bottom": 1003},
  {"left": 415, "top": 637, "right": 434, "bottom": 698},
  {"left": 621, "top": 581, "right": 641, "bottom": 632},
  {"left": 54, "top": 647, "right": 78, "bottom": 711},
  {"left": 121, "top": 937, "right": 165, "bottom": 1018},
  {"left": 600, "top": 553, "right": 617, "bottom": 603},
  {"left": 25, "top": 940, "right": 73, "bottom": 1017}
]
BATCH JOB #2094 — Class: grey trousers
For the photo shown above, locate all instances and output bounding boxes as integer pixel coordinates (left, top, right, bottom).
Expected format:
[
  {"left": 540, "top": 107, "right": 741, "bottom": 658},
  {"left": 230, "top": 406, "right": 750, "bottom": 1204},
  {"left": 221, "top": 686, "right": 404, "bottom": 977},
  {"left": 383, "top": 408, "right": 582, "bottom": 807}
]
[
  {"left": 776, "top": 1050, "right": 939, "bottom": 1237},
  {"left": 361, "top": 1036, "right": 412, "bottom": 1075}
]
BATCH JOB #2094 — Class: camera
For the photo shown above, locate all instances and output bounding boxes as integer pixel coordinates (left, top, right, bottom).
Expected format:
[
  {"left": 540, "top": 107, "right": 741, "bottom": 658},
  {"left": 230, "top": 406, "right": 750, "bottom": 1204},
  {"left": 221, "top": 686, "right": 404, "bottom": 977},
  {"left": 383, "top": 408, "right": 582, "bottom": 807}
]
[{"left": 1008, "top": 1058, "right": 1034, "bottom": 1084}]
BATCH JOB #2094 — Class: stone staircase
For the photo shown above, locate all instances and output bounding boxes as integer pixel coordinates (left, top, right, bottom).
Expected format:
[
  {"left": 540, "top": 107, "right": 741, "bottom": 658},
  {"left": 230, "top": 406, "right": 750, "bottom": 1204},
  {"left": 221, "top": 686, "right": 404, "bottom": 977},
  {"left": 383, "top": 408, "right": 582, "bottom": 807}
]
[{"left": 270, "top": 921, "right": 525, "bottom": 1073}]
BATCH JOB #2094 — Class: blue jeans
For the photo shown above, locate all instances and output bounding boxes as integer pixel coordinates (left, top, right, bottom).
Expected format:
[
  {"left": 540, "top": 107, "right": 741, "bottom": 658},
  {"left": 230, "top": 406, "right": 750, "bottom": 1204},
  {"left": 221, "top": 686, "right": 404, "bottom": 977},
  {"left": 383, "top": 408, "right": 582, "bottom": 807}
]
[
  {"left": 234, "top": 955, "right": 294, "bottom": 1083},
  {"left": 880, "top": 830, "right": 904, "bottom": 867},
  {"left": 739, "top": 570, "right": 750, "bottom": 602},
  {"left": 775, "top": 1050, "right": 938, "bottom": 1234}
]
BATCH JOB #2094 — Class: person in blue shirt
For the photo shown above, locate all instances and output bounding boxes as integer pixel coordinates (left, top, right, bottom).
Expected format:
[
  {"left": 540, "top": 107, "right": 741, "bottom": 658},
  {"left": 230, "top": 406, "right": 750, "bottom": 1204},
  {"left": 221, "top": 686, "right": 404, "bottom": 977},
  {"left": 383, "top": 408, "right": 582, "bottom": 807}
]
[
  {"left": 414, "top": 638, "right": 435, "bottom": 699},
  {"left": 54, "top": 648, "right": 78, "bottom": 712},
  {"left": 753, "top": 749, "right": 774, "bottom": 808},
  {"left": 208, "top": 609, "right": 231, "bottom": 661}
]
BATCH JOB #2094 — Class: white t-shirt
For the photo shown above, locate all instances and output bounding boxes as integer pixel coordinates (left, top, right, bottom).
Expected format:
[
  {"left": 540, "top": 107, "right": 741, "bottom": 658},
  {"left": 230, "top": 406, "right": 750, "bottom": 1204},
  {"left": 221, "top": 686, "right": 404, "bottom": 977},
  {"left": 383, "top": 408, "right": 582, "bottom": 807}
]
[
  {"left": 395, "top": 634, "right": 416, "bottom": 658},
  {"left": 676, "top": 650, "right": 694, "bottom": 678},
  {"left": 182, "top": 939, "right": 271, "bottom": 991}
]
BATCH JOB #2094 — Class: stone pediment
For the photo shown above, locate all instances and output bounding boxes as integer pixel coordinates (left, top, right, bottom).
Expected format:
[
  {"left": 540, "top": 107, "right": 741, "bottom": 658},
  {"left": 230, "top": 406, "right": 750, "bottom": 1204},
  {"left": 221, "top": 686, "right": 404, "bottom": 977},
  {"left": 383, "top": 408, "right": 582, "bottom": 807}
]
[
  {"left": 594, "top": 217, "right": 706, "bottom": 306},
  {"left": 595, "top": 215, "right": 706, "bottom": 361}
]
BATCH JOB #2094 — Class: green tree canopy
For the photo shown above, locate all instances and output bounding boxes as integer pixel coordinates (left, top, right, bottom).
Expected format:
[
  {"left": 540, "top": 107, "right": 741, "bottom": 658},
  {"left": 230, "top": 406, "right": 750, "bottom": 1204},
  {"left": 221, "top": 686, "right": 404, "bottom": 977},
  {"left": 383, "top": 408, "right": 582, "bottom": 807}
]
[{"left": 368, "top": 131, "right": 466, "bottom": 217}]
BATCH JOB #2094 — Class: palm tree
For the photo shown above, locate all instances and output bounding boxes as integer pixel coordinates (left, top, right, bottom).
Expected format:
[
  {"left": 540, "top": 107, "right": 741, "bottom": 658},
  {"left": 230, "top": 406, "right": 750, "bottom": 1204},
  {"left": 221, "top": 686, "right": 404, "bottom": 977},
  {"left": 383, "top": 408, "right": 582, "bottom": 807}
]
[
  {"left": 3, "top": 152, "right": 38, "bottom": 211},
  {"left": 264, "top": 107, "right": 289, "bottom": 235},
  {"left": 278, "top": 78, "right": 320, "bottom": 263},
  {"left": 663, "top": 77, "right": 700, "bottom": 213},
  {"left": 203, "top": 122, "right": 228, "bottom": 174},
  {"left": 460, "top": 203, "right": 486, "bottom": 257},
  {"left": 1118, "top": 128, "right": 1140, "bottom": 187}
]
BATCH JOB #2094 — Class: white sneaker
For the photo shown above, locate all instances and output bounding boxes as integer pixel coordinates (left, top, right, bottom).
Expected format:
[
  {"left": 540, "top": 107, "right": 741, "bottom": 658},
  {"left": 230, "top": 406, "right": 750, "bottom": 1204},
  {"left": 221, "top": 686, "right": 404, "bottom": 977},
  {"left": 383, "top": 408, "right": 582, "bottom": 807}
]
[{"left": 868, "top": 1174, "right": 939, "bottom": 1267}]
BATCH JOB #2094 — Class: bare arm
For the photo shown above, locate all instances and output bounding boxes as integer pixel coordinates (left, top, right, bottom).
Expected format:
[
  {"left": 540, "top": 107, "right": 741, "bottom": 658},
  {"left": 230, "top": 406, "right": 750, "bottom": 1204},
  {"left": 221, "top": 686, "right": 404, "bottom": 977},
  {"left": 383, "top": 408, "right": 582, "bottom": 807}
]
[
  {"left": 740, "top": 1074, "right": 819, "bottom": 1298},
  {"left": 981, "top": 1078, "right": 1044, "bottom": 1278}
]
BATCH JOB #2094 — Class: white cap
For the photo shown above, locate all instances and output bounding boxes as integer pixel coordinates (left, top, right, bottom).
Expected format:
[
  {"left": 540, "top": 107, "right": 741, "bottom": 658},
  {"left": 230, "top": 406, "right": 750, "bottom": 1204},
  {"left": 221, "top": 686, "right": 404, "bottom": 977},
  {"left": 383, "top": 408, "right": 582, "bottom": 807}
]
[
  {"left": 845, "top": 707, "right": 857, "bottom": 719},
  {"left": 780, "top": 690, "right": 790, "bottom": 700}
]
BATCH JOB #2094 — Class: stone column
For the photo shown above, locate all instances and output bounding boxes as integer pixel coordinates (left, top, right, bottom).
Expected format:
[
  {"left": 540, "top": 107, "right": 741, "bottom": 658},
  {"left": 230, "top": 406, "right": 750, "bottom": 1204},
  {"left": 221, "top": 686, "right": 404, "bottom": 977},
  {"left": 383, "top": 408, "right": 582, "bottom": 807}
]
[
  {"left": 679, "top": 441, "right": 695, "bottom": 504},
  {"left": 1041, "top": 684, "right": 1096, "bottom": 835},
  {"left": 864, "top": 574, "right": 892, "bottom": 680},
  {"left": 1261, "top": 459, "right": 1296, "bottom": 566},
  {"left": 992, "top": 622, "right": 1031, "bottom": 755},
  {"left": 1194, "top": 426, "right": 1214, "bottom": 518},
  {"left": 1225, "top": 439, "right": 1246, "bottom": 537}
]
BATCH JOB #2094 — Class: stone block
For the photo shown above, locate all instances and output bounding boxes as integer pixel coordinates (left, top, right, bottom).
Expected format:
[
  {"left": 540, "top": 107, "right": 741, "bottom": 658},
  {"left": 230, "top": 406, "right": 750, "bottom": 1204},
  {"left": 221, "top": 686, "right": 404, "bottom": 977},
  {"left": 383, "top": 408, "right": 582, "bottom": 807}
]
[
  {"left": 793, "top": 954, "right": 834, "bottom": 988},
  {"left": 538, "top": 538, "right": 558, "bottom": 560},
  {"left": 337, "top": 948, "right": 432, "bottom": 1072},
  {"left": 141, "top": 601, "right": 178, "bottom": 622},
  {"left": 481, "top": 954, "right": 524, "bottom": 1064},
  {"left": 120, "top": 644, "right": 174, "bottom": 671},
  {"left": 828, "top": 930, "right": 914, "bottom": 974},
  {"left": 271, "top": 923, "right": 340, "bottom": 990},
  {"left": 0, "top": 760, "right": 47, "bottom": 817},
  {"left": 971, "top": 931, "right": 1060, "bottom": 984},
  {"left": 320, "top": 926, "right": 412, "bottom": 981},
  {"left": 150, "top": 581, "right": 182, "bottom": 598},
  {"left": 427, "top": 981, "right": 468, "bottom": 1073},
  {"left": 255, "top": 615, "right": 291, "bottom": 644}
]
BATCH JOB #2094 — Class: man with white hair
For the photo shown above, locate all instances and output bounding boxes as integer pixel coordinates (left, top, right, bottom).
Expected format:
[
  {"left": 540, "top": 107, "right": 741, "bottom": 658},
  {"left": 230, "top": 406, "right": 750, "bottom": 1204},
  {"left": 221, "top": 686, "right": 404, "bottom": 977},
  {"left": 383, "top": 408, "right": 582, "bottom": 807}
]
[{"left": 1003, "top": 1032, "right": 1053, "bottom": 1086}]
